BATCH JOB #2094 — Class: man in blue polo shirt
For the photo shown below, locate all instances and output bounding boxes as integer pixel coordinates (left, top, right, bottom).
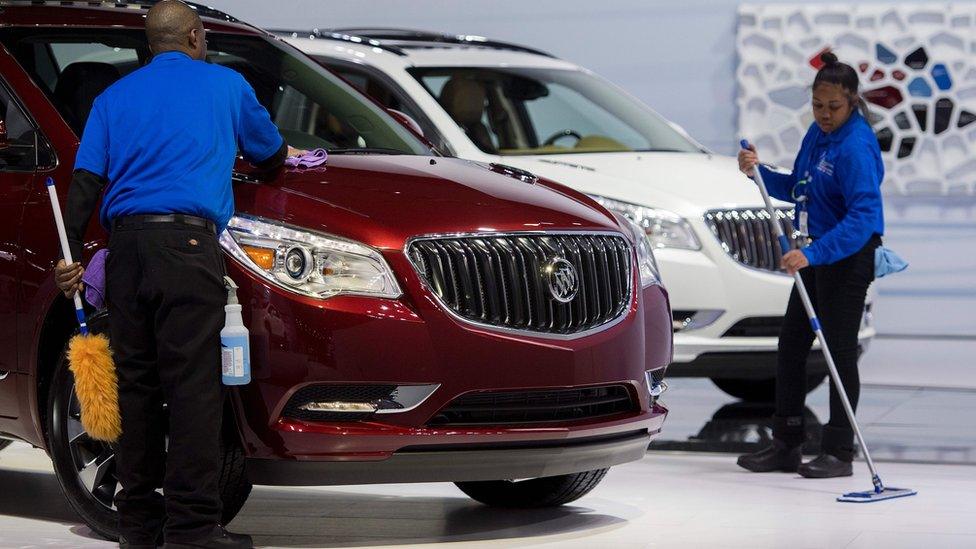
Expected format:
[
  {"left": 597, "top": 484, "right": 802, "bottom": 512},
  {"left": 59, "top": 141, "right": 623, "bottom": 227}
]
[{"left": 54, "top": 2, "right": 295, "bottom": 547}]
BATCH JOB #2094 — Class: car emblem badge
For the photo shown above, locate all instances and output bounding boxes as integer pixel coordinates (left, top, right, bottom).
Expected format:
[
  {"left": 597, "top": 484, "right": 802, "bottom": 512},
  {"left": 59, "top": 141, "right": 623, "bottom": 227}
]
[{"left": 546, "top": 258, "right": 579, "bottom": 303}]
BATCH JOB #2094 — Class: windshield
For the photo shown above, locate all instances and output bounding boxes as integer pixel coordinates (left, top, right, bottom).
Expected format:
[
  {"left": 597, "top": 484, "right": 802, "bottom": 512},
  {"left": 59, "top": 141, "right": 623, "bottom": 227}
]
[
  {"left": 0, "top": 28, "right": 432, "bottom": 155},
  {"left": 410, "top": 67, "right": 700, "bottom": 156}
]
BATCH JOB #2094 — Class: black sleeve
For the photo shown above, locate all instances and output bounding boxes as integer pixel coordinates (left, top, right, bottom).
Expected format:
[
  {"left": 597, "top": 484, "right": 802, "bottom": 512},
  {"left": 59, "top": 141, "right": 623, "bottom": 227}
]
[
  {"left": 65, "top": 168, "right": 108, "bottom": 263},
  {"left": 252, "top": 140, "right": 288, "bottom": 174}
]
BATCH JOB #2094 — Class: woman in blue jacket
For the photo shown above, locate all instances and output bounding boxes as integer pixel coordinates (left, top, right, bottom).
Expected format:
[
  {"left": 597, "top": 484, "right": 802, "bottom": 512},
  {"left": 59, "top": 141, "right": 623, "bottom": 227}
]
[{"left": 737, "top": 52, "right": 884, "bottom": 479}]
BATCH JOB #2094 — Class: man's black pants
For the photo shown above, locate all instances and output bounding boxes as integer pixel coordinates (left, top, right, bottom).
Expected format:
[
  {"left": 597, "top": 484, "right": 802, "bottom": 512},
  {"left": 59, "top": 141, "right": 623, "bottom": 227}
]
[
  {"left": 773, "top": 235, "right": 880, "bottom": 461},
  {"left": 106, "top": 219, "right": 226, "bottom": 544}
]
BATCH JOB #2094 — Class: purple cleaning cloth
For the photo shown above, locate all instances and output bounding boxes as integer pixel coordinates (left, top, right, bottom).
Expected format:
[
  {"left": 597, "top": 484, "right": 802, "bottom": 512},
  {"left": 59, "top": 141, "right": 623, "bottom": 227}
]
[
  {"left": 81, "top": 249, "right": 108, "bottom": 310},
  {"left": 284, "top": 148, "right": 328, "bottom": 168}
]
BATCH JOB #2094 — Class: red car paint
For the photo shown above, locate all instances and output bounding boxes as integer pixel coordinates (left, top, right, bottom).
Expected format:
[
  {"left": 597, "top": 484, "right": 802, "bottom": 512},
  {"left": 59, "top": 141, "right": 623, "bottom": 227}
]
[{"left": 0, "top": 3, "right": 670, "bottom": 484}]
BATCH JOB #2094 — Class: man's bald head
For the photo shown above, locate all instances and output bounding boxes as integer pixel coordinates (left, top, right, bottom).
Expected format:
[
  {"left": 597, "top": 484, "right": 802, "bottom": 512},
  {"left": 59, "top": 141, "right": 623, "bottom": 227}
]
[{"left": 146, "top": 1, "right": 206, "bottom": 59}]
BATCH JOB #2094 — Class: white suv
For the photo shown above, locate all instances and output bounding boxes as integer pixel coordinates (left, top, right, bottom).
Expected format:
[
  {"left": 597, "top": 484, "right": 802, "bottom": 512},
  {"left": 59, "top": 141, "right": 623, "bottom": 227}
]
[{"left": 279, "top": 28, "right": 875, "bottom": 401}]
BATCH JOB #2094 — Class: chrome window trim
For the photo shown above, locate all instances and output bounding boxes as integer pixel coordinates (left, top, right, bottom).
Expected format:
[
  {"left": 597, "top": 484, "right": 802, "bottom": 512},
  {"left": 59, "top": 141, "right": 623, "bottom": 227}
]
[{"left": 404, "top": 230, "right": 637, "bottom": 341}]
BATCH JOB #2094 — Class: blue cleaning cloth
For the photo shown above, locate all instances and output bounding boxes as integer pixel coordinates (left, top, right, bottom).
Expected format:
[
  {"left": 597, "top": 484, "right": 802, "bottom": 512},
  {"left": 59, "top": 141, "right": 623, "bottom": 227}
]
[{"left": 875, "top": 246, "right": 908, "bottom": 278}]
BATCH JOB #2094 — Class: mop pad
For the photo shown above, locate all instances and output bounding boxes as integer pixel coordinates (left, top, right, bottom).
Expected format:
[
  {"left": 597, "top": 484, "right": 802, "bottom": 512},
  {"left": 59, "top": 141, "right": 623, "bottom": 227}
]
[{"left": 47, "top": 177, "right": 120, "bottom": 443}]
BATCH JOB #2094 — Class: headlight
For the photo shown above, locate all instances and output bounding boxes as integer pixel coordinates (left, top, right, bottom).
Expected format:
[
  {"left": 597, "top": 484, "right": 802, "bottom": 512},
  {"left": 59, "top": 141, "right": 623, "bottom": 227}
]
[
  {"left": 219, "top": 215, "right": 402, "bottom": 299},
  {"left": 591, "top": 195, "right": 700, "bottom": 250},
  {"left": 615, "top": 213, "right": 662, "bottom": 288}
]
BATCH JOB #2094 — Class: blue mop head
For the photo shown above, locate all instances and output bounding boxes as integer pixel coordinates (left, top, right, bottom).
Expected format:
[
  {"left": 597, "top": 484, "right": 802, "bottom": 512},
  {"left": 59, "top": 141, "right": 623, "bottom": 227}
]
[{"left": 837, "top": 487, "right": 917, "bottom": 503}]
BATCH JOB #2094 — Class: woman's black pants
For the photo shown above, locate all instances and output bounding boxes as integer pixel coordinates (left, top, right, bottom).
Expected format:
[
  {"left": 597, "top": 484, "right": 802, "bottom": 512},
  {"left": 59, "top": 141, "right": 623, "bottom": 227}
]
[{"left": 773, "top": 235, "right": 880, "bottom": 462}]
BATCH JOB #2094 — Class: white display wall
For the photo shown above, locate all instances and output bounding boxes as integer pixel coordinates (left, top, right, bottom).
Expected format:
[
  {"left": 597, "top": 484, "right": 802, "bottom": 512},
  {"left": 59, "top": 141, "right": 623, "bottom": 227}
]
[{"left": 737, "top": 3, "right": 976, "bottom": 197}]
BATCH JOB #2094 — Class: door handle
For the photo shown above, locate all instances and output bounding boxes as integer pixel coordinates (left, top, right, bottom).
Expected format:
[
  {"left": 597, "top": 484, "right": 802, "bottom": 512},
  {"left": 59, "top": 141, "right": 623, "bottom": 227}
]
[{"left": 0, "top": 370, "right": 9, "bottom": 381}]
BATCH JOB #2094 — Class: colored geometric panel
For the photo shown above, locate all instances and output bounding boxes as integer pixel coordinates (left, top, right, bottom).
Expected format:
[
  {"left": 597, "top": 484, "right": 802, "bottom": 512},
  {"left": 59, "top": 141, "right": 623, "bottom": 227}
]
[
  {"left": 876, "top": 127, "right": 894, "bottom": 151},
  {"left": 935, "top": 98, "right": 954, "bottom": 134},
  {"left": 959, "top": 110, "right": 976, "bottom": 128},
  {"left": 876, "top": 43, "right": 897, "bottom": 64},
  {"left": 912, "top": 104, "right": 928, "bottom": 131},
  {"left": 809, "top": 47, "right": 831, "bottom": 69},
  {"left": 931, "top": 63, "right": 953, "bottom": 90},
  {"left": 870, "top": 69, "right": 885, "bottom": 81},
  {"left": 894, "top": 111, "right": 911, "bottom": 129},
  {"left": 864, "top": 86, "right": 904, "bottom": 109},
  {"left": 858, "top": 62, "right": 869, "bottom": 73},
  {"left": 905, "top": 47, "right": 929, "bottom": 69},
  {"left": 897, "top": 137, "right": 916, "bottom": 159},
  {"left": 893, "top": 70, "right": 906, "bottom": 80},
  {"left": 908, "top": 77, "right": 933, "bottom": 97}
]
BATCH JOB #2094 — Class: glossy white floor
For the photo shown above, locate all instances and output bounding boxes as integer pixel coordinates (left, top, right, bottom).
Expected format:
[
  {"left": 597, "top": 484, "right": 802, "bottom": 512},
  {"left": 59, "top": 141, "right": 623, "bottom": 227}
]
[{"left": 1, "top": 441, "right": 975, "bottom": 548}]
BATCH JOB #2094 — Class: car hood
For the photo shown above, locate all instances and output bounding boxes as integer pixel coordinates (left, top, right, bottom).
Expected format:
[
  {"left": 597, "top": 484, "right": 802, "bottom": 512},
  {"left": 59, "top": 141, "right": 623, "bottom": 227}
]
[
  {"left": 495, "top": 152, "right": 790, "bottom": 216},
  {"left": 233, "top": 155, "right": 622, "bottom": 251}
]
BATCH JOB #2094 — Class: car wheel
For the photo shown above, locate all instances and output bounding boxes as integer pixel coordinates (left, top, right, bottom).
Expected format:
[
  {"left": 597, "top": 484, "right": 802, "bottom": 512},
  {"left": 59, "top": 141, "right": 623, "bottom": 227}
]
[
  {"left": 711, "top": 373, "right": 827, "bottom": 402},
  {"left": 47, "top": 323, "right": 252, "bottom": 541},
  {"left": 455, "top": 468, "right": 608, "bottom": 508}
]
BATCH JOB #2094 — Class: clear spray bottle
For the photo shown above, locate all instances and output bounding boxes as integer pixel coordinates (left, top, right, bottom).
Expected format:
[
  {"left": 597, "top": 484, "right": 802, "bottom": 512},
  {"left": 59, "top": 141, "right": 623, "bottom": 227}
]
[{"left": 221, "top": 276, "right": 251, "bottom": 385}]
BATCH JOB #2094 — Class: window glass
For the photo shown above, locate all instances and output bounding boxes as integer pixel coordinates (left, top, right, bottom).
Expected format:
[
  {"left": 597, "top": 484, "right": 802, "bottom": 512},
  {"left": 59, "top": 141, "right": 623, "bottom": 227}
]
[
  {"left": 0, "top": 28, "right": 432, "bottom": 155},
  {"left": 411, "top": 67, "right": 701, "bottom": 156},
  {"left": 0, "top": 84, "right": 40, "bottom": 170}
]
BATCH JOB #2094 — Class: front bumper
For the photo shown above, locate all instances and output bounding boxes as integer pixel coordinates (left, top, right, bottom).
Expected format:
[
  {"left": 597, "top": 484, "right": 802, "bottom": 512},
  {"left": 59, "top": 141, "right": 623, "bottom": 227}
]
[
  {"left": 226, "top": 253, "right": 673, "bottom": 469},
  {"left": 656, "top": 238, "right": 876, "bottom": 368},
  {"left": 246, "top": 429, "right": 652, "bottom": 485}
]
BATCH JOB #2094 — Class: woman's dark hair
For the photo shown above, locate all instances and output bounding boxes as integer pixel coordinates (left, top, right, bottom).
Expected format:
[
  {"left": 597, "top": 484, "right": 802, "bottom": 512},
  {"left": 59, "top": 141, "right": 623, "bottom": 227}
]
[{"left": 813, "top": 52, "right": 871, "bottom": 120}]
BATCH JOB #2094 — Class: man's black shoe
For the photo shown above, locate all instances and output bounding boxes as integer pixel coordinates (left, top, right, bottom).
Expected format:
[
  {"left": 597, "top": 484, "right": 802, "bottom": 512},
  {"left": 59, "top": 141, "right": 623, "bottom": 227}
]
[
  {"left": 162, "top": 526, "right": 253, "bottom": 549},
  {"left": 119, "top": 533, "right": 163, "bottom": 548},
  {"left": 798, "top": 453, "right": 853, "bottom": 478},
  {"left": 736, "top": 440, "right": 801, "bottom": 472},
  {"left": 120, "top": 540, "right": 159, "bottom": 549}
]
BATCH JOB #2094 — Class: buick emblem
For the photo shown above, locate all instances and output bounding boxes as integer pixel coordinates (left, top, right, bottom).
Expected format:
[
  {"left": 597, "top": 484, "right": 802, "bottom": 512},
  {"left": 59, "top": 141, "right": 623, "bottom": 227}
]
[{"left": 546, "top": 258, "right": 579, "bottom": 303}]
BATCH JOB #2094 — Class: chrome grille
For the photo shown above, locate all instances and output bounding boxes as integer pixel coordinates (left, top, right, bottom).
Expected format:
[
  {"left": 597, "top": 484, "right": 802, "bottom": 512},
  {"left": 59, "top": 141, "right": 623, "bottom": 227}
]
[
  {"left": 703, "top": 208, "right": 798, "bottom": 272},
  {"left": 408, "top": 233, "right": 632, "bottom": 335}
]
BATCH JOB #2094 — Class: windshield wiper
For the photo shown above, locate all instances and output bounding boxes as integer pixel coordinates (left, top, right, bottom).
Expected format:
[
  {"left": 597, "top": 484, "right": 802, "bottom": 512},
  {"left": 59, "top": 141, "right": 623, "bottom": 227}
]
[{"left": 328, "top": 147, "right": 406, "bottom": 155}]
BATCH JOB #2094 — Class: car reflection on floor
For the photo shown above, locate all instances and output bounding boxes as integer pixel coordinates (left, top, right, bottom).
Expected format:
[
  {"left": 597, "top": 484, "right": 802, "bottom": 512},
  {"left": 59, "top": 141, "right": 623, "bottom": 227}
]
[{"left": 649, "top": 378, "right": 976, "bottom": 465}]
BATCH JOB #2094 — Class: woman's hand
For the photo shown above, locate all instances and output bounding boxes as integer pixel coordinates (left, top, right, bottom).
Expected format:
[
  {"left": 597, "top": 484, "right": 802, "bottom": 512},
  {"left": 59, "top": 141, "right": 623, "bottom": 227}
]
[
  {"left": 55, "top": 259, "right": 84, "bottom": 299},
  {"left": 738, "top": 144, "right": 759, "bottom": 176},
  {"left": 781, "top": 250, "right": 810, "bottom": 275}
]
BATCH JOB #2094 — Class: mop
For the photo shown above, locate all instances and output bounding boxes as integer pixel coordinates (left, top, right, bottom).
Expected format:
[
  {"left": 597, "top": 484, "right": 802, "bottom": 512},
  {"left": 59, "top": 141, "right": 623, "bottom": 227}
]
[
  {"left": 47, "top": 177, "right": 121, "bottom": 443},
  {"left": 739, "top": 140, "right": 916, "bottom": 503}
]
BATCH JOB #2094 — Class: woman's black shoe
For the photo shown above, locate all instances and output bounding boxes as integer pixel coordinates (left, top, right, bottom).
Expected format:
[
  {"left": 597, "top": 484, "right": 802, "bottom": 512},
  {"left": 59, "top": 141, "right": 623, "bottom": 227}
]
[
  {"left": 798, "top": 454, "right": 853, "bottom": 478},
  {"left": 736, "top": 441, "right": 801, "bottom": 472}
]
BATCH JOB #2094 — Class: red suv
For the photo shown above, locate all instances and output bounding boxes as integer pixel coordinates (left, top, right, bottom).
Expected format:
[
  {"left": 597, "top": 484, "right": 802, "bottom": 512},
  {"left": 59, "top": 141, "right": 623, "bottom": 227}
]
[{"left": 0, "top": 1, "right": 672, "bottom": 540}]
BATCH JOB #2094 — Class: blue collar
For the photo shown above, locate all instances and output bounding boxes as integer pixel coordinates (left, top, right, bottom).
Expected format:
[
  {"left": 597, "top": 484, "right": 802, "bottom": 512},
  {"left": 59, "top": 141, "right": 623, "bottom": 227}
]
[
  {"left": 151, "top": 51, "right": 193, "bottom": 63},
  {"left": 815, "top": 111, "right": 863, "bottom": 145}
]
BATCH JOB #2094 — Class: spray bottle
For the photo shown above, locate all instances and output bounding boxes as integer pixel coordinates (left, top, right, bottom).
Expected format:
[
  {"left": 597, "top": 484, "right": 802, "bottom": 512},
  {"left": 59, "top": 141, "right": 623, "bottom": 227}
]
[{"left": 221, "top": 276, "right": 251, "bottom": 385}]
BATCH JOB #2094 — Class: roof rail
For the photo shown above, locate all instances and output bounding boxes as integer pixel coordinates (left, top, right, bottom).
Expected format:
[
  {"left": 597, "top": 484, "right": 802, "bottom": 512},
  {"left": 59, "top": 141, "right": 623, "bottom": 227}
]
[
  {"left": 274, "top": 27, "right": 555, "bottom": 58},
  {"left": 337, "top": 28, "right": 555, "bottom": 58},
  {"left": 269, "top": 28, "right": 407, "bottom": 56},
  {"left": 0, "top": 1, "right": 238, "bottom": 23}
]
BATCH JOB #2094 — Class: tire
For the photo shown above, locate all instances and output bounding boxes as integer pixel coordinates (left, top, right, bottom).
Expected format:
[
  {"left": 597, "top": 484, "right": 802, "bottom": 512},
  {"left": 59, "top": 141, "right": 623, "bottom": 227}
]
[
  {"left": 47, "top": 318, "right": 251, "bottom": 541},
  {"left": 711, "top": 373, "right": 827, "bottom": 402},
  {"left": 455, "top": 468, "right": 609, "bottom": 508}
]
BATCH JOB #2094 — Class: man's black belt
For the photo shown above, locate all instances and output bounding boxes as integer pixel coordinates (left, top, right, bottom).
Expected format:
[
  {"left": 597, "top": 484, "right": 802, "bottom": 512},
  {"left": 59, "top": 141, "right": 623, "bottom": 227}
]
[{"left": 113, "top": 214, "right": 217, "bottom": 234}]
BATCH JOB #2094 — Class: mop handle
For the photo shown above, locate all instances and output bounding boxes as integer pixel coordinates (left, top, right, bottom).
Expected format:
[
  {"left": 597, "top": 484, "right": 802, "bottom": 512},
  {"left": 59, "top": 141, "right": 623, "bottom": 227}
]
[
  {"left": 46, "top": 177, "right": 89, "bottom": 336},
  {"left": 740, "top": 141, "right": 883, "bottom": 491}
]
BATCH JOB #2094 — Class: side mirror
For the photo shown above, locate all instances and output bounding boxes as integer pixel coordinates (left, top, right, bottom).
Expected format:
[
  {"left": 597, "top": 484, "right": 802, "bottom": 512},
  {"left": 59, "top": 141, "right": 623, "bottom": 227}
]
[
  {"left": 0, "top": 120, "right": 8, "bottom": 150},
  {"left": 387, "top": 108, "right": 424, "bottom": 137}
]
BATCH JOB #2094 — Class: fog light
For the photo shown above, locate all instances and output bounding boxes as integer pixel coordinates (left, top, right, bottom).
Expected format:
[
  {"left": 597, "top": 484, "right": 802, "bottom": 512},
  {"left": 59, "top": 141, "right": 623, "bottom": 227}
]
[{"left": 298, "top": 401, "right": 378, "bottom": 413}]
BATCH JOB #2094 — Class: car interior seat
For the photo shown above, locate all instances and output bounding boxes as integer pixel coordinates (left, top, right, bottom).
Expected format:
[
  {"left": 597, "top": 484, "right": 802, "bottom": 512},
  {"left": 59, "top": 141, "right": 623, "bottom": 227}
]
[
  {"left": 438, "top": 77, "right": 496, "bottom": 153},
  {"left": 53, "top": 62, "right": 121, "bottom": 136}
]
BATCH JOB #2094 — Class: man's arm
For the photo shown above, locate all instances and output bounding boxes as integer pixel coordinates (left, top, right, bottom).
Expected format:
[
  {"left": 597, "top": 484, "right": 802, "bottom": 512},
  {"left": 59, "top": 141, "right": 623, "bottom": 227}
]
[{"left": 65, "top": 169, "right": 108, "bottom": 262}]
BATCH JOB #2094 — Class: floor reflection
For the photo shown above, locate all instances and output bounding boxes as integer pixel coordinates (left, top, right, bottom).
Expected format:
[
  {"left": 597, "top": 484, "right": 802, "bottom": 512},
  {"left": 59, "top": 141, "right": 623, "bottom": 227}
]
[{"left": 649, "top": 379, "right": 976, "bottom": 465}]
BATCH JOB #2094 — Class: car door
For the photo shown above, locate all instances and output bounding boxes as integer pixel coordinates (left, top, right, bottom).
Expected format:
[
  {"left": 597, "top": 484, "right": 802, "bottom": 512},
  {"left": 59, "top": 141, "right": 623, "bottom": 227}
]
[{"left": 0, "top": 77, "right": 51, "bottom": 417}]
